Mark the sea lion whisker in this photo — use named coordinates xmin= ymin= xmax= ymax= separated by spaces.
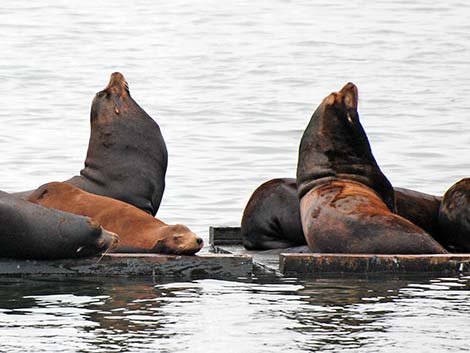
xmin=95 ymin=245 xmax=111 ymax=264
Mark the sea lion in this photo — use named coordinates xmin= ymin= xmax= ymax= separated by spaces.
xmin=28 ymin=182 xmax=203 ymax=255
xmin=0 ymin=190 xmax=118 ymax=260
xmin=394 ymin=187 xmax=442 ymax=239
xmin=438 ymin=178 xmax=470 ymax=252
xmin=65 ymin=72 xmax=168 ymax=216
xmin=241 ymin=178 xmax=305 ymax=250
xmin=296 ymin=82 xmax=446 ymax=254
xmin=241 ymin=177 xmax=442 ymax=251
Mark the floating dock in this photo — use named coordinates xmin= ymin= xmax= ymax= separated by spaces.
xmin=210 ymin=226 xmax=470 ymax=276
xmin=0 ymin=253 xmax=253 ymax=280
xmin=1 ymin=227 xmax=469 ymax=279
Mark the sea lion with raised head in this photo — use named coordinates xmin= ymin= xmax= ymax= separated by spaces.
xmin=29 ymin=182 xmax=203 ymax=255
xmin=296 ymin=82 xmax=446 ymax=254
xmin=0 ymin=190 xmax=118 ymax=260
xmin=241 ymin=178 xmax=305 ymax=250
xmin=65 ymin=72 xmax=168 ymax=216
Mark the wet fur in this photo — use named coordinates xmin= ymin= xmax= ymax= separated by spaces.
xmin=300 ymin=180 xmax=445 ymax=253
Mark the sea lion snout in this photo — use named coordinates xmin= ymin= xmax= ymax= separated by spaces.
xmin=99 ymin=229 xmax=119 ymax=251
xmin=160 ymin=224 xmax=204 ymax=255
xmin=339 ymin=82 xmax=358 ymax=110
xmin=75 ymin=227 xmax=119 ymax=257
xmin=324 ymin=82 xmax=358 ymax=110
xmin=103 ymin=72 xmax=129 ymax=95
xmin=91 ymin=72 xmax=130 ymax=122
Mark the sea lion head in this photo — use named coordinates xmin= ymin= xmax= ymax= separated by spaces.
xmin=152 ymin=224 xmax=204 ymax=255
xmin=74 ymin=219 xmax=120 ymax=258
xmin=297 ymin=82 xmax=395 ymax=211
xmin=91 ymin=72 xmax=130 ymax=122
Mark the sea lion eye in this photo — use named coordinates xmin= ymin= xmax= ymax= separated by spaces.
xmin=347 ymin=113 xmax=353 ymax=124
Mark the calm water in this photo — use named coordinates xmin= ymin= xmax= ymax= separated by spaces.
xmin=1 ymin=275 xmax=470 ymax=352
xmin=1 ymin=0 xmax=470 ymax=352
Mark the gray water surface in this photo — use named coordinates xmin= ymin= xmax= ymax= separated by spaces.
xmin=1 ymin=1 xmax=470 ymax=352
xmin=1 ymin=275 xmax=470 ymax=352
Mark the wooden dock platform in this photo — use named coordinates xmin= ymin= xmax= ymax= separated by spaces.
xmin=0 ymin=253 xmax=253 ymax=280
xmin=210 ymin=226 xmax=470 ymax=276
xmin=280 ymin=253 xmax=470 ymax=276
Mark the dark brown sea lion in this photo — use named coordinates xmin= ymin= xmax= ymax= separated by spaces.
xmin=65 ymin=72 xmax=168 ymax=216
xmin=296 ymin=82 xmax=446 ymax=254
xmin=241 ymin=178 xmax=305 ymax=250
xmin=241 ymin=177 xmax=443 ymax=251
xmin=438 ymin=178 xmax=470 ymax=252
xmin=0 ymin=190 xmax=118 ymax=260
xmin=29 ymin=182 xmax=203 ymax=255
xmin=394 ymin=187 xmax=442 ymax=239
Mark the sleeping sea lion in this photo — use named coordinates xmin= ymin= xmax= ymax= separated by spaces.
xmin=29 ymin=182 xmax=203 ymax=255
xmin=0 ymin=190 xmax=118 ymax=259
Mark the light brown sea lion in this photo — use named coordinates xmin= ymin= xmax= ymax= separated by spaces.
xmin=296 ymin=82 xmax=446 ymax=254
xmin=28 ymin=182 xmax=203 ymax=255
xmin=0 ymin=190 xmax=118 ymax=260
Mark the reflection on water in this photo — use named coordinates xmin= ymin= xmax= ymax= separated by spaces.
xmin=1 ymin=0 xmax=470 ymax=352
xmin=1 ymin=275 xmax=470 ymax=352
